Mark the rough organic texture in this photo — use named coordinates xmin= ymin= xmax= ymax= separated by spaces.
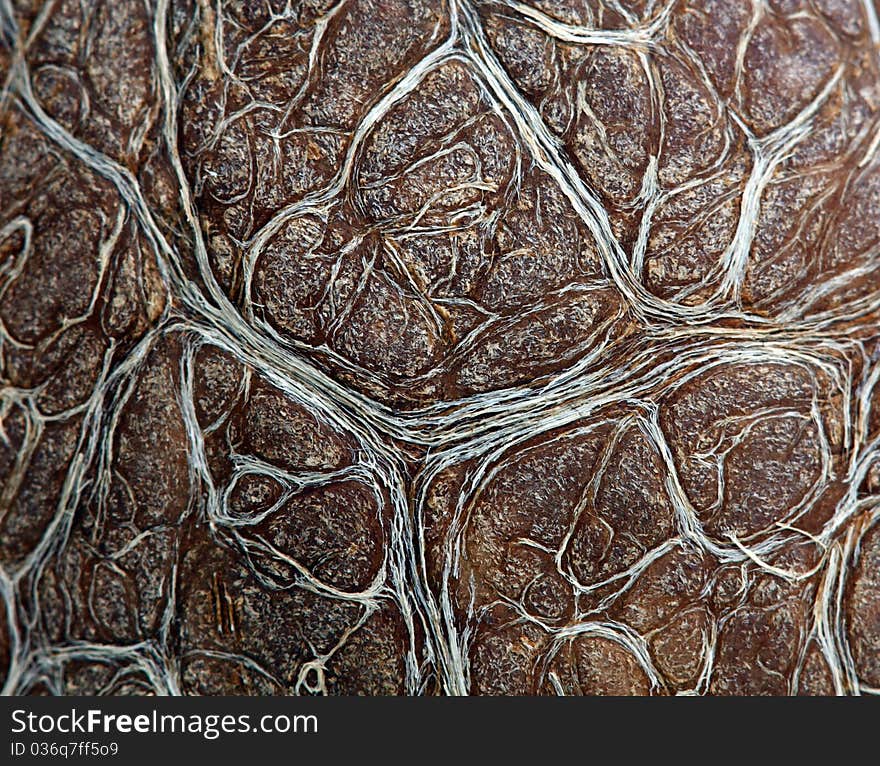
xmin=0 ymin=0 xmax=879 ymax=696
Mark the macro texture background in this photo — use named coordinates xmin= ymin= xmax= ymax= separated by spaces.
xmin=0 ymin=0 xmax=879 ymax=695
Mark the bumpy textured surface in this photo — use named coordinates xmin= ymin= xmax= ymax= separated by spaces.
xmin=0 ymin=0 xmax=879 ymax=696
